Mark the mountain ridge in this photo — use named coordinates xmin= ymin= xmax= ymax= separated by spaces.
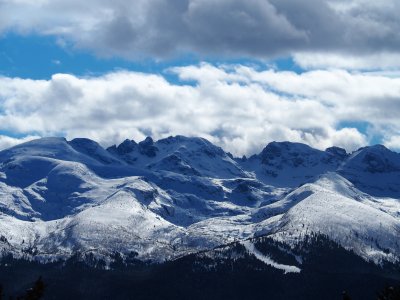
xmin=0 ymin=135 xmax=399 ymax=268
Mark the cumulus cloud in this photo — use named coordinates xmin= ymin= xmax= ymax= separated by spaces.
xmin=293 ymin=52 xmax=400 ymax=70
xmin=384 ymin=136 xmax=400 ymax=150
xmin=227 ymin=66 xmax=400 ymax=127
xmin=0 ymin=135 xmax=40 ymax=150
xmin=0 ymin=0 xmax=400 ymax=68
xmin=1 ymin=63 xmax=399 ymax=155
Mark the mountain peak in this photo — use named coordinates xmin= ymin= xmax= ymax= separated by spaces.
xmin=259 ymin=141 xmax=323 ymax=167
xmin=260 ymin=141 xmax=317 ymax=154
xmin=113 ymin=139 xmax=138 ymax=155
xmin=345 ymin=144 xmax=400 ymax=173
xmin=0 ymin=137 xmax=70 ymax=161
xmin=138 ymin=136 xmax=158 ymax=157
xmin=140 ymin=136 xmax=154 ymax=145
xmin=355 ymin=144 xmax=387 ymax=152
xmin=157 ymin=135 xmax=221 ymax=150
xmin=69 ymin=137 xmax=100 ymax=149
xmin=69 ymin=138 xmax=120 ymax=164
xmin=325 ymin=146 xmax=348 ymax=159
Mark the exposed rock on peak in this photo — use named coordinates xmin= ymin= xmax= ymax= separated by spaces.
xmin=115 ymin=139 xmax=138 ymax=155
xmin=138 ymin=137 xmax=158 ymax=157
xmin=325 ymin=146 xmax=348 ymax=159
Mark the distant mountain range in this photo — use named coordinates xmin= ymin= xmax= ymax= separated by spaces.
xmin=0 ymin=136 xmax=399 ymax=299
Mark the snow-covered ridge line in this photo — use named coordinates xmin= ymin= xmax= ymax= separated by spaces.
xmin=0 ymin=136 xmax=399 ymax=265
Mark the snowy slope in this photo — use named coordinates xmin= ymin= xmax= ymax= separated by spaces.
xmin=268 ymin=173 xmax=400 ymax=263
xmin=0 ymin=136 xmax=399 ymax=266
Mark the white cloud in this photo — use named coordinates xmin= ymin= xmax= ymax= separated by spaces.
xmin=1 ymin=63 xmax=400 ymax=155
xmin=383 ymin=135 xmax=400 ymax=151
xmin=293 ymin=52 xmax=400 ymax=70
xmin=330 ymin=128 xmax=368 ymax=151
xmin=0 ymin=135 xmax=40 ymax=150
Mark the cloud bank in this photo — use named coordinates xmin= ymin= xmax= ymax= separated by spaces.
xmin=1 ymin=0 xmax=400 ymax=68
xmin=0 ymin=135 xmax=40 ymax=151
xmin=1 ymin=63 xmax=399 ymax=155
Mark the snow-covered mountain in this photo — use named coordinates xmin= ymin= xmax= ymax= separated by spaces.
xmin=0 ymin=136 xmax=399 ymax=268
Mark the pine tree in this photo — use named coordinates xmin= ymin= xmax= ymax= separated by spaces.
xmin=342 ymin=291 xmax=351 ymax=300
xmin=377 ymin=285 xmax=400 ymax=300
xmin=23 ymin=276 xmax=45 ymax=300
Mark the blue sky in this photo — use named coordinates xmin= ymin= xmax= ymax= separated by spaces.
xmin=0 ymin=33 xmax=303 ymax=80
xmin=0 ymin=0 xmax=399 ymax=154
xmin=0 ymin=33 xmax=180 ymax=79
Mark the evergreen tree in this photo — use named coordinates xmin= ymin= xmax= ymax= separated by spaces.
xmin=23 ymin=277 xmax=45 ymax=300
xmin=342 ymin=290 xmax=351 ymax=300
xmin=377 ymin=285 xmax=400 ymax=300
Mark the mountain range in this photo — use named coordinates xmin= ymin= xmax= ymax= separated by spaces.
xmin=0 ymin=135 xmax=399 ymax=299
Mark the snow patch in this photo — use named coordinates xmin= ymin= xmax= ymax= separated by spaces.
xmin=241 ymin=240 xmax=301 ymax=274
